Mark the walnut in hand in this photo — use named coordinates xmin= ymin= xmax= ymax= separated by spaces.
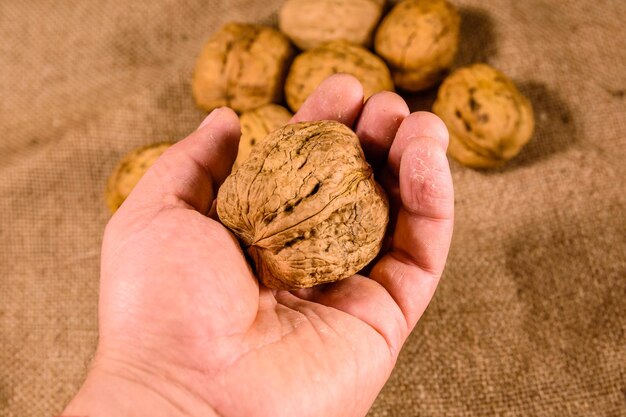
xmin=217 ymin=120 xmax=388 ymax=289
xmin=433 ymin=64 xmax=534 ymax=168
xmin=375 ymin=0 xmax=460 ymax=92
xmin=285 ymin=41 xmax=394 ymax=112
xmin=192 ymin=23 xmax=293 ymax=113
xmin=279 ymin=0 xmax=386 ymax=50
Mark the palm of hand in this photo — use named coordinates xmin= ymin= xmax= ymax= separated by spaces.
xmin=102 ymin=206 xmax=393 ymax=416
xmin=87 ymin=75 xmax=453 ymax=417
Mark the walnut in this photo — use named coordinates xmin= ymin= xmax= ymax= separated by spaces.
xmin=217 ymin=120 xmax=388 ymax=289
xmin=375 ymin=0 xmax=460 ymax=92
xmin=234 ymin=104 xmax=293 ymax=171
xmin=192 ymin=23 xmax=294 ymax=113
xmin=432 ymin=64 xmax=535 ymax=168
xmin=279 ymin=0 xmax=385 ymax=50
xmin=284 ymin=41 xmax=394 ymax=112
xmin=105 ymin=143 xmax=172 ymax=213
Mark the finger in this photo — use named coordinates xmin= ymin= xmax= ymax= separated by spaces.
xmin=355 ymin=91 xmax=409 ymax=171
xmin=121 ymin=107 xmax=240 ymax=214
xmin=386 ymin=111 xmax=449 ymax=178
xmin=380 ymin=112 xmax=449 ymax=226
xmin=371 ymin=136 xmax=454 ymax=330
xmin=290 ymin=73 xmax=364 ymax=126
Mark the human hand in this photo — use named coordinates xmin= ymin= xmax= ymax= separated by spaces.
xmin=64 ymin=74 xmax=454 ymax=417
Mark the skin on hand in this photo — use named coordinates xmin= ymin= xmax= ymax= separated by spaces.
xmin=63 ymin=74 xmax=454 ymax=417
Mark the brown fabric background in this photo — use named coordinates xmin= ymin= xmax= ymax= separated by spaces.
xmin=1 ymin=0 xmax=625 ymax=416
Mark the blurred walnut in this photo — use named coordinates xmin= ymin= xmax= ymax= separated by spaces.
xmin=192 ymin=23 xmax=293 ymax=113
xmin=105 ymin=143 xmax=172 ymax=213
xmin=217 ymin=120 xmax=388 ymax=289
xmin=285 ymin=41 xmax=394 ymax=112
xmin=433 ymin=64 xmax=534 ymax=168
xmin=234 ymin=104 xmax=293 ymax=171
xmin=279 ymin=0 xmax=385 ymax=50
xmin=375 ymin=0 xmax=460 ymax=91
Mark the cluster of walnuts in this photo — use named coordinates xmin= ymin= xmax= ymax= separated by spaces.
xmin=106 ymin=0 xmax=535 ymax=289
xmin=193 ymin=0 xmax=461 ymax=113
xmin=191 ymin=0 xmax=533 ymax=169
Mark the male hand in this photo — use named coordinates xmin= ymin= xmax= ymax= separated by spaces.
xmin=64 ymin=74 xmax=454 ymax=417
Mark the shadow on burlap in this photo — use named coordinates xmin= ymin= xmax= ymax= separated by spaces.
xmin=0 ymin=1 xmax=624 ymax=416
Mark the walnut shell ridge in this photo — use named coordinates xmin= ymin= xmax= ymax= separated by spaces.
xmin=433 ymin=64 xmax=535 ymax=168
xmin=375 ymin=0 xmax=460 ymax=91
xmin=217 ymin=120 xmax=389 ymax=289
xmin=192 ymin=23 xmax=293 ymax=113
xmin=285 ymin=41 xmax=394 ymax=112
xmin=234 ymin=104 xmax=293 ymax=171
xmin=279 ymin=0 xmax=386 ymax=50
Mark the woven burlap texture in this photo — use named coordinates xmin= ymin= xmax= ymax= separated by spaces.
xmin=1 ymin=1 xmax=625 ymax=416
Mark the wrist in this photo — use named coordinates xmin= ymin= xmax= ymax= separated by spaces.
xmin=63 ymin=354 xmax=220 ymax=417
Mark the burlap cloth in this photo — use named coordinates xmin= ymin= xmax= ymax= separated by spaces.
xmin=1 ymin=0 xmax=625 ymax=416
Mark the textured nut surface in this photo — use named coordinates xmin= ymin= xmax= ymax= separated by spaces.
xmin=375 ymin=0 xmax=460 ymax=91
xmin=105 ymin=143 xmax=171 ymax=213
xmin=234 ymin=104 xmax=293 ymax=171
xmin=217 ymin=120 xmax=388 ymax=289
xmin=285 ymin=41 xmax=394 ymax=112
xmin=192 ymin=23 xmax=293 ymax=113
xmin=433 ymin=64 xmax=534 ymax=168
xmin=279 ymin=0 xmax=385 ymax=50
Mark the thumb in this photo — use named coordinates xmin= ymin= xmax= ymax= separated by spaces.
xmin=120 ymin=107 xmax=241 ymax=215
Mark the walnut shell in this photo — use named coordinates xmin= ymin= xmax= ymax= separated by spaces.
xmin=279 ymin=0 xmax=386 ymax=50
xmin=375 ymin=0 xmax=460 ymax=91
xmin=217 ymin=120 xmax=388 ymax=289
xmin=192 ymin=23 xmax=294 ymax=113
xmin=285 ymin=41 xmax=394 ymax=112
xmin=234 ymin=104 xmax=293 ymax=171
xmin=105 ymin=142 xmax=172 ymax=213
xmin=432 ymin=64 xmax=535 ymax=168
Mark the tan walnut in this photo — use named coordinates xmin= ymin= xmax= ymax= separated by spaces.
xmin=279 ymin=0 xmax=386 ymax=50
xmin=375 ymin=0 xmax=460 ymax=92
xmin=433 ymin=64 xmax=535 ymax=168
xmin=217 ymin=120 xmax=389 ymax=289
xmin=192 ymin=23 xmax=293 ymax=113
xmin=233 ymin=104 xmax=293 ymax=171
xmin=285 ymin=41 xmax=394 ymax=112
xmin=105 ymin=142 xmax=172 ymax=213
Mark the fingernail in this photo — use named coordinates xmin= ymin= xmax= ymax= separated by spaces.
xmin=198 ymin=108 xmax=222 ymax=130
